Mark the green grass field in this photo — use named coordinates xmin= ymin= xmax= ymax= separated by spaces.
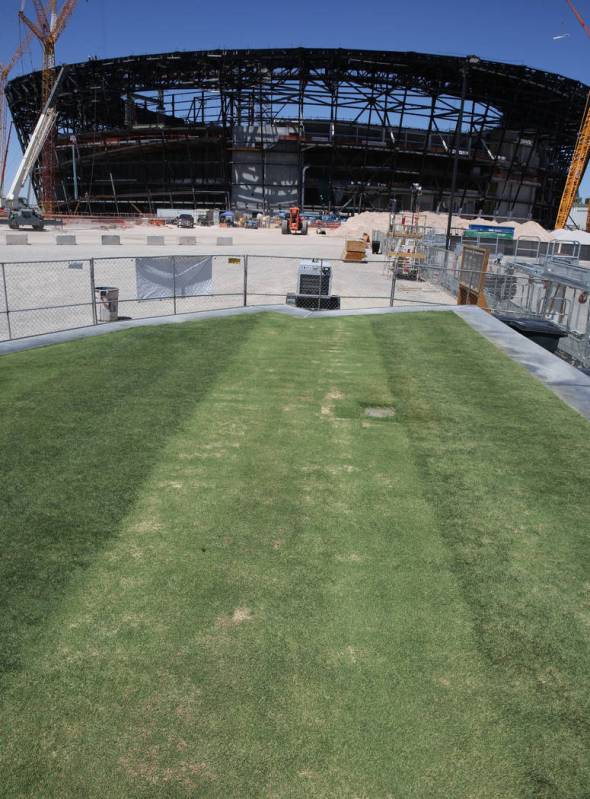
xmin=1 ymin=311 xmax=590 ymax=798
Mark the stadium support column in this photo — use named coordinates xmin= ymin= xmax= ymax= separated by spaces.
xmin=300 ymin=163 xmax=311 ymax=209
xmin=446 ymin=55 xmax=480 ymax=250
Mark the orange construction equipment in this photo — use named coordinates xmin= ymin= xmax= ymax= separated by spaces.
xmin=555 ymin=96 xmax=590 ymax=230
xmin=555 ymin=1 xmax=590 ymax=230
xmin=19 ymin=0 xmax=79 ymax=215
xmin=281 ymin=207 xmax=308 ymax=235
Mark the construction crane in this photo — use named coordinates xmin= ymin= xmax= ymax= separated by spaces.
xmin=0 ymin=67 xmax=66 ymax=229
xmin=0 ymin=27 xmax=33 ymax=195
xmin=555 ymin=0 xmax=590 ymax=230
xmin=18 ymin=0 xmax=79 ymax=215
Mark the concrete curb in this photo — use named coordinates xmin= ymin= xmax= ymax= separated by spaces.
xmin=453 ymin=305 xmax=590 ymax=421
xmin=6 ymin=233 xmax=28 ymax=245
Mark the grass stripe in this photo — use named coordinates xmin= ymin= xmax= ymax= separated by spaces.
xmin=0 ymin=316 xmax=258 ymax=682
xmin=373 ymin=312 xmax=590 ymax=796
xmin=1 ymin=312 xmax=589 ymax=796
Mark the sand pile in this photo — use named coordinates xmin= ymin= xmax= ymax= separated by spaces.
xmin=422 ymin=211 xmax=470 ymax=231
xmin=551 ymin=228 xmax=590 ymax=243
xmin=332 ymin=210 xmax=554 ymax=241
xmin=514 ymin=221 xmax=553 ymax=241
xmin=330 ymin=211 xmax=389 ymax=237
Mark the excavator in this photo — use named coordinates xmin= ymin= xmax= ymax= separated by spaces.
xmin=0 ymin=67 xmax=66 ymax=231
xmin=281 ymin=207 xmax=308 ymax=235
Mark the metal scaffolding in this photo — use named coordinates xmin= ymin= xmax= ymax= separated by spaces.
xmin=5 ymin=48 xmax=588 ymax=223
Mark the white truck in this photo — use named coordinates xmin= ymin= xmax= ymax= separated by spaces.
xmin=0 ymin=67 xmax=66 ymax=231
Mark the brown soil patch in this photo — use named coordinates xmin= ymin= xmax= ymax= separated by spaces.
xmin=119 ymin=749 xmax=216 ymax=790
xmin=326 ymin=464 xmax=357 ymax=475
xmin=337 ymin=645 xmax=364 ymax=664
xmin=321 ymin=389 xmax=345 ymax=417
xmin=298 ymin=769 xmax=320 ymax=779
xmin=128 ymin=543 xmax=145 ymax=560
xmin=216 ymin=606 xmax=253 ymax=628
xmin=232 ymin=607 xmax=252 ymax=624
xmin=158 ymin=480 xmax=184 ymax=489
xmin=132 ymin=519 xmax=162 ymax=535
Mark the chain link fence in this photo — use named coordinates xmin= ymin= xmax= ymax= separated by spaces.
xmin=420 ymin=239 xmax=590 ymax=368
xmin=6 ymin=244 xmax=588 ymax=368
xmin=0 ymin=252 xmax=436 ymax=343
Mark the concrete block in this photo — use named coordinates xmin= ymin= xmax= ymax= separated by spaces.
xmin=178 ymin=236 xmax=197 ymax=246
xmin=56 ymin=234 xmax=77 ymax=245
xmin=6 ymin=233 xmax=28 ymax=245
xmin=101 ymin=234 xmax=121 ymax=245
xmin=147 ymin=235 xmax=165 ymax=246
xmin=216 ymin=236 xmax=233 ymax=246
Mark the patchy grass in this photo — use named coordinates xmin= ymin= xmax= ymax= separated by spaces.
xmin=0 ymin=311 xmax=589 ymax=798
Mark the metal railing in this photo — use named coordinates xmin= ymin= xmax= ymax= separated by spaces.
xmin=0 ymin=251 xmax=457 ymax=344
xmin=4 ymin=243 xmax=590 ymax=369
xmin=419 ymin=239 xmax=590 ymax=367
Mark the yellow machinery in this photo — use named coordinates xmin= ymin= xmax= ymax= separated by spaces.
xmin=555 ymin=1 xmax=590 ymax=230
xmin=555 ymin=96 xmax=590 ymax=230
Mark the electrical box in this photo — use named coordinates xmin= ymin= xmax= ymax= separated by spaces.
xmin=297 ymin=260 xmax=332 ymax=296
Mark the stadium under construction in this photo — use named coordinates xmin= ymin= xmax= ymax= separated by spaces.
xmin=5 ymin=47 xmax=589 ymax=226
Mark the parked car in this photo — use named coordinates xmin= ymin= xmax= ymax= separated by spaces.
xmin=177 ymin=214 xmax=195 ymax=229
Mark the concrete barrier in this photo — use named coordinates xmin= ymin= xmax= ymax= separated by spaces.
xmin=6 ymin=233 xmax=28 ymax=245
xmin=178 ymin=236 xmax=197 ymax=246
xmin=56 ymin=234 xmax=77 ymax=245
xmin=147 ymin=235 xmax=165 ymax=246
xmin=216 ymin=236 xmax=233 ymax=246
xmin=101 ymin=234 xmax=121 ymax=245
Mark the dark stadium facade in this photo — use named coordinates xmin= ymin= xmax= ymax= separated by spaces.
xmin=5 ymin=48 xmax=589 ymax=226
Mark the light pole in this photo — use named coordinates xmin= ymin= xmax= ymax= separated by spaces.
xmin=388 ymin=196 xmax=397 ymax=234
xmin=445 ymin=55 xmax=480 ymax=250
xmin=411 ymin=182 xmax=422 ymax=227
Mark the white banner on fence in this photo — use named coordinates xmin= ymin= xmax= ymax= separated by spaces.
xmin=135 ymin=256 xmax=213 ymax=299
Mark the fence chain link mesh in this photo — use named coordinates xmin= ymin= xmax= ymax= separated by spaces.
xmin=2 ymin=242 xmax=590 ymax=369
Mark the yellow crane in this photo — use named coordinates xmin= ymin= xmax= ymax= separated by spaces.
xmin=18 ymin=0 xmax=79 ymax=214
xmin=555 ymin=0 xmax=590 ymax=230
xmin=0 ymin=27 xmax=33 ymax=194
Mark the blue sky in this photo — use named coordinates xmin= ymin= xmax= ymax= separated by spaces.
xmin=2 ymin=0 xmax=590 ymax=204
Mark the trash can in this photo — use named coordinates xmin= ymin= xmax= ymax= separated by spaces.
xmin=95 ymin=286 xmax=119 ymax=323
xmin=494 ymin=314 xmax=567 ymax=354
xmin=371 ymin=230 xmax=383 ymax=255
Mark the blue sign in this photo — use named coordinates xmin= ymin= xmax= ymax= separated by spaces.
xmin=466 ymin=224 xmax=515 ymax=240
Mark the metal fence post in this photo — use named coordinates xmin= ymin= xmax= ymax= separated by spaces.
xmin=172 ymin=256 xmax=177 ymax=315
xmin=1 ymin=264 xmax=12 ymax=340
xmin=89 ymin=258 xmax=98 ymax=325
xmin=317 ymin=261 xmax=322 ymax=312
xmin=389 ymin=263 xmax=398 ymax=307
xmin=243 ymin=255 xmax=248 ymax=306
